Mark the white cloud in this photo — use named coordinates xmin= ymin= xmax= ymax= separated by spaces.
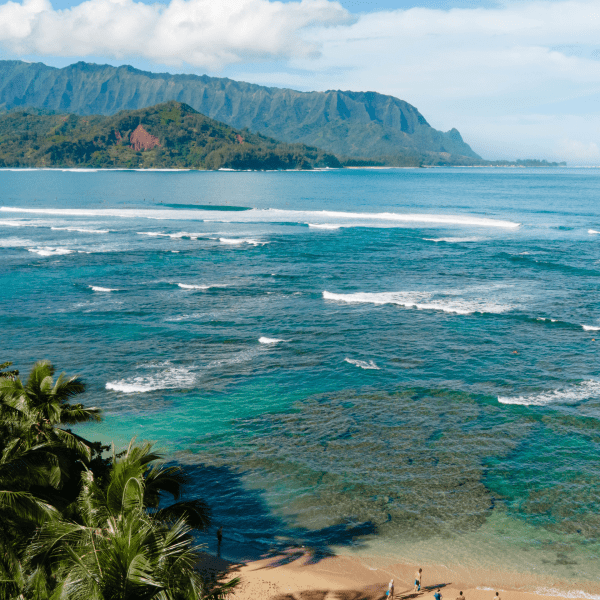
xmin=0 ymin=0 xmax=351 ymax=69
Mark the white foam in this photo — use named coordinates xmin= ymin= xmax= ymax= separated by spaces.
xmin=28 ymin=247 xmax=74 ymax=256
xmin=307 ymin=223 xmax=342 ymax=230
xmin=106 ymin=364 xmax=196 ymax=393
xmin=219 ymin=238 xmax=265 ymax=246
xmin=345 ymin=358 xmax=380 ymax=370
xmin=323 ymin=291 xmax=511 ymax=315
xmin=259 ymin=337 xmax=286 ymax=344
xmin=0 ymin=220 xmax=25 ymax=227
xmin=177 ymin=283 xmax=211 ymax=290
xmin=424 ymin=237 xmax=482 ymax=243
xmin=1 ymin=207 xmax=521 ymax=229
xmin=582 ymin=325 xmax=600 ymax=331
xmin=138 ymin=231 xmax=205 ymax=239
xmin=52 ymin=227 xmax=110 ymax=234
xmin=89 ymin=286 xmax=118 ymax=292
xmin=498 ymin=380 xmax=600 ymax=406
xmin=537 ymin=317 xmax=558 ymax=323
xmin=588 ymin=229 xmax=600 ymax=235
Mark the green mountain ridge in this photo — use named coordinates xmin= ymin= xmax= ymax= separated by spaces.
xmin=0 ymin=102 xmax=342 ymax=169
xmin=0 ymin=60 xmax=480 ymax=162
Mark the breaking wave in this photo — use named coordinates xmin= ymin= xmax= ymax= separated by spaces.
xmin=323 ymin=290 xmax=512 ymax=315
xmin=52 ymin=227 xmax=110 ymax=234
xmin=28 ymin=247 xmax=74 ymax=256
xmin=307 ymin=223 xmax=342 ymax=230
xmin=1 ymin=206 xmax=521 ymax=229
xmin=177 ymin=283 xmax=212 ymax=290
xmin=259 ymin=337 xmax=286 ymax=344
xmin=498 ymin=380 xmax=600 ymax=406
xmin=89 ymin=286 xmax=118 ymax=292
xmin=106 ymin=363 xmax=196 ymax=393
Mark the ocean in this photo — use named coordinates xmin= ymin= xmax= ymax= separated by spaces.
xmin=1 ymin=167 xmax=599 ymax=593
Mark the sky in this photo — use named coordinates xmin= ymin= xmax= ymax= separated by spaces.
xmin=0 ymin=0 xmax=599 ymax=163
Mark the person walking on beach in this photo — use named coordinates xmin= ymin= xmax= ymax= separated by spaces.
xmin=386 ymin=579 xmax=394 ymax=599
xmin=494 ymin=592 xmax=501 ymax=600
xmin=456 ymin=592 xmax=465 ymax=600
xmin=434 ymin=589 xmax=442 ymax=600
xmin=413 ymin=568 xmax=422 ymax=593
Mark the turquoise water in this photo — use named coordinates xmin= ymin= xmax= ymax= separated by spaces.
xmin=1 ymin=167 xmax=600 ymax=590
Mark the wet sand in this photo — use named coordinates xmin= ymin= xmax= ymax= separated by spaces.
xmin=226 ymin=550 xmax=598 ymax=600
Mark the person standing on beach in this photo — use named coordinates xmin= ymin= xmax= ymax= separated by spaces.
xmin=217 ymin=526 xmax=223 ymax=557
xmin=494 ymin=592 xmax=501 ymax=600
xmin=386 ymin=579 xmax=394 ymax=599
xmin=434 ymin=589 xmax=442 ymax=600
xmin=413 ymin=568 xmax=422 ymax=592
xmin=456 ymin=592 xmax=465 ymax=600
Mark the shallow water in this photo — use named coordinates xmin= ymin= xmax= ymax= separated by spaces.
xmin=1 ymin=167 xmax=599 ymax=590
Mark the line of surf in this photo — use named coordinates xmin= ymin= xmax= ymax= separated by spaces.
xmin=0 ymin=207 xmax=521 ymax=229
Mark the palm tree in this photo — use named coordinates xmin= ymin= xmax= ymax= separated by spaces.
xmin=0 ymin=426 xmax=61 ymax=600
xmin=27 ymin=440 xmax=237 ymax=600
xmin=0 ymin=360 xmax=100 ymax=460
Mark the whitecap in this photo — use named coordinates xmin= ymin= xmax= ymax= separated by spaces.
xmin=259 ymin=337 xmax=286 ymax=344
xmin=177 ymin=283 xmax=211 ymax=290
xmin=219 ymin=238 xmax=265 ymax=246
xmin=307 ymin=223 xmax=342 ymax=230
xmin=28 ymin=247 xmax=74 ymax=256
xmin=345 ymin=358 xmax=380 ymax=370
xmin=423 ymin=237 xmax=482 ymax=243
xmin=498 ymin=380 xmax=600 ymax=406
xmin=589 ymin=229 xmax=600 ymax=235
xmin=582 ymin=325 xmax=600 ymax=331
xmin=0 ymin=220 xmax=25 ymax=227
xmin=323 ymin=290 xmax=511 ymax=315
xmin=138 ymin=231 xmax=204 ymax=239
xmin=106 ymin=364 xmax=196 ymax=393
xmin=89 ymin=286 xmax=118 ymax=292
xmin=52 ymin=227 xmax=110 ymax=234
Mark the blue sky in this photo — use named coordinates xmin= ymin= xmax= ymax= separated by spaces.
xmin=1 ymin=0 xmax=599 ymax=163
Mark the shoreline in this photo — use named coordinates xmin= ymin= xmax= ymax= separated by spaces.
xmin=223 ymin=551 xmax=600 ymax=600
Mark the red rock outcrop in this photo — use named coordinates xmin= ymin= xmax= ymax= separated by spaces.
xmin=130 ymin=124 xmax=160 ymax=151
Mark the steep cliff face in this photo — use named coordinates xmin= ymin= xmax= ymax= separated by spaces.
xmin=0 ymin=60 xmax=480 ymax=160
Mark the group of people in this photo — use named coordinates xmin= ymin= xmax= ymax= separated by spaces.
xmin=385 ymin=569 xmax=502 ymax=600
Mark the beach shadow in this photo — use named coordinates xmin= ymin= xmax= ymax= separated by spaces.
xmin=169 ymin=462 xmax=378 ymax=565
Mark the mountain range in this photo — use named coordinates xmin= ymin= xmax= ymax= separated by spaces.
xmin=0 ymin=60 xmax=480 ymax=164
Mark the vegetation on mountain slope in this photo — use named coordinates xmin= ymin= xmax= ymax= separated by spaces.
xmin=0 ymin=101 xmax=341 ymax=169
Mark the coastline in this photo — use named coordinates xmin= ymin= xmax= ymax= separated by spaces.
xmin=226 ymin=551 xmax=600 ymax=600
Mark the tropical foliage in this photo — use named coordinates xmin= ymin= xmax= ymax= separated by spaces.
xmin=0 ymin=360 xmax=237 ymax=600
xmin=0 ymin=101 xmax=341 ymax=170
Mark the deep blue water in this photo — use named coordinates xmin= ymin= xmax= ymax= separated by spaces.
xmin=1 ymin=167 xmax=600 ymax=590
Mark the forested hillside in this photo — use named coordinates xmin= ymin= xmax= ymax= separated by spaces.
xmin=0 ymin=101 xmax=341 ymax=169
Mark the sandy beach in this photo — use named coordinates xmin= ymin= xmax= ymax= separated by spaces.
xmin=218 ymin=551 xmax=599 ymax=600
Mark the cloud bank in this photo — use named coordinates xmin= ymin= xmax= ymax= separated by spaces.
xmin=0 ymin=0 xmax=351 ymax=69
